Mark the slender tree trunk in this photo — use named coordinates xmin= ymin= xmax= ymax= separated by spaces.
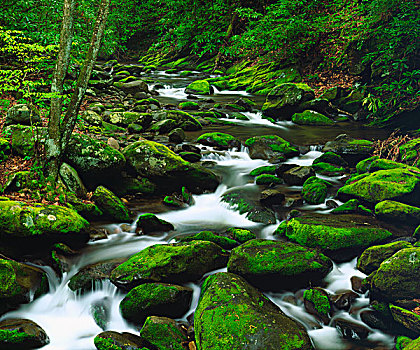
xmin=45 ymin=0 xmax=110 ymax=182
xmin=213 ymin=11 xmax=238 ymax=71
xmin=46 ymin=0 xmax=76 ymax=180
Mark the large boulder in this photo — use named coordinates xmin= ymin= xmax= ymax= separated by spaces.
xmin=322 ymin=134 xmax=373 ymax=165
xmin=0 ymin=201 xmax=89 ymax=244
xmin=356 ymin=241 xmax=413 ymax=275
xmin=185 ymin=80 xmax=213 ymax=95
xmin=337 ymin=168 xmax=420 ymax=206
xmin=109 ymin=112 xmax=152 ymax=128
xmin=123 ymin=139 xmax=220 ymax=193
xmin=5 ymin=104 xmax=41 ymax=126
xmin=283 ymin=166 xmax=315 ymax=186
xmin=113 ymin=80 xmax=149 ymax=94
xmin=374 ymin=200 xmax=420 ymax=226
xmin=92 ymin=186 xmax=130 ymax=222
xmin=64 ymin=133 xmax=126 ymax=187
xmin=370 ymin=248 xmax=420 ymax=302
xmin=4 ymin=125 xmax=47 ymax=157
xmin=110 ymin=241 xmax=228 ymax=290
xmin=0 ymin=318 xmax=49 ymax=349
xmin=275 ymin=214 xmax=393 ymax=261
xmin=0 ymin=259 xmax=48 ymax=314
xmin=292 ymin=110 xmax=334 ymax=126
xmin=227 ymin=239 xmax=332 ymax=290
xmin=197 ymin=132 xmax=241 ymax=150
xmin=59 ymin=163 xmax=87 ymax=198
xmin=262 ymin=83 xmax=315 ymax=120
xmin=119 ymin=283 xmax=193 ymax=323
xmin=94 ymin=331 xmax=154 ymax=350
xmin=152 ymin=110 xmax=202 ymax=131
xmin=194 ymin=272 xmax=313 ymax=350
xmin=245 ymin=135 xmax=299 ymax=162
xmin=301 ymin=177 xmax=328 ymax=204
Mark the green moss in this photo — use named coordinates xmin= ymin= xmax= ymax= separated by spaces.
xmin=197 ymin=132 xmax=239 ymax=149
xmin=245 ymin=135 xmax=299 ymax=157
xmin=405 ymin=337 xmax=420 ymax=350
xmin=348 ymin=139 xmax=373 ymax=146
xmin=176 ymin=231 xmax=237 ymax=250
xmin=399 ymin=138 xmax=420 ymax=167
xmin=313 ymin=152 xmax=347 ymax=167
xmin=92 ymin=186 xmax=130 ymax=222
xmin=337 ymin=168 xmax=420 ymax=205
xmin=0 ymin=329 xmax=38 ymax=344
xmin=356 ymin=156 xmax=379 ymax=173
xmin=0 ymin=138 xmax=11 ymax=162
xmin=178 ymin=101 xmax=199 ymax=110
xmin=255 ymin=174 xmax=282 ymax=185
xmin=185 ymin=80 xmax=212 ymax=95
xmin=395 ymin=336 xmax=413 ymax=350
xmin=0 ymin=260 xmax=22 ymax=299
xmin=140 ymin=316 xmax=187 ymax=350
xmin=250 ymin=165 xmax=277 ymax=176
xmin=303 ymin=288 xmax=331 ymax=316
xmin=302 ymin=177 xmax=328 ymax=204
xmin=94 ymin=337 xmax=123 ymax=350
xmin=312 ymin=162 xmax=345 ymax=175
xmin=225 ymin=228 xmax=256 ymax=243
xmin=274 ymin=215 xmax=392 ymax=252
xmin=110 ymin=241 xmax=228 ymax=289
xmin=375 ymin=200 xmax=420 ymax=224
xmin=292 ymin=110 xmax=334 ymax=126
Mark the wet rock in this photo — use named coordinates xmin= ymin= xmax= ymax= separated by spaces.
xmin=274 ymin=213 xmax=393 ymax=261
xmin=331 ymin=199 xmax=372 ymax=216
xmin=5 ymin=104 xmax=41 ymax=126
xmin=283 ymin=166 xmax=315 ymax=186
xmin=375 ymin=200 xmax=420 ymax=226
xmin=94 ymin=331 xmax=155 ymax=350
xmin=92 ymin=186 xmax=130 ymax=222
xmin=221 ymin=187 xmax=276 ymax=224
xmin=262 ymin=83 xmax=315 ymax=120
xmin=360 ymin=310 xmax=390 ymax=332
xmin=250 ymin=165 xmax=278 ymax=176
xmin=323 ymin=134 xmax=373 ymax=165
xmin=68 ymin=258 xmax=126 ymax=293
xmin=123 ymin=139 xmax=219 ymax=193
xmin=228 ymin=239 xmax=332 ymax=291
xmin=311 ymin=162 xmax=346 ymax=176
xmin=140 ymin=316 xmax=188 ymax=350
xmin=176 ymin=231 xmax=238 ymax=250
xmin=245 ymin=135 xmax=299 ymax=161
xmin=196 ymin=132 xmax=240 ymax=150
xmin=168 ymin=128 xmax=185 ymax=143
xmin=301 ymin=176 xmax=328 ymax=204
xmin=110 ymin=241 xmax=228 ymax=290
xmin=0 ymin=259 xmax=48 ymax=314
xmin=179 ymin=151 xmax=201 ymax=162
xmin=330 ymin=290 xmax=358 ymax=311
xmin=260 ymin=189 xmax=285 ymax=207
xmin=275 ymin=163 xmax=297 ymax=176
xmin=314 ymin=152 xmax=348 ymax=167
xmin=136 ymin=213 xmax=174 ymax=235
xmin=255 ymin=174 xmax=282 ymax=185
xmin=179 ymin=101 xmax=199 ymax=110
xmin=326 ymin=199 xmax=339 ymax=209
xmin=0 ymin=318 xmax=49 ymax=349
xmin=332 ymin=317 xmax=370 ymax=340
xmin=150 ymin=119 xmax=178 ymax=134
xmin=371 ymin=248 xmax=420 ymax=302
xmin=90 ymin=297 xmax=111 ymax=330
xmin=390 ymin=304 xmax=420 ymax=334
xmin=163 ymin=195 xmax=185 ymax=208
xmin=292 ymin=110 xmax=334 ymax=126
xmin=120 ymin=283 xmax=193 ymax=324
xmin=351 ymin=276 xmax=368 ymax=294
xmin=303 ymin=288 xmax=331 ymax=323
xmin=357 ymin=241 xmax=413 ymax=275
xmin=113 ymin=80 xmax=149 ymax=94
xmin=194 ymin=272 xmax=313 ymax=350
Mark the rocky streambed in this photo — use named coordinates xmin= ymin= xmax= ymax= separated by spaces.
xmin=0 ymin=61 xmax=420 ymax=350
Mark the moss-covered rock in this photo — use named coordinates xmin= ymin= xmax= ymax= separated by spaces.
xmin=113 ymin=80 xmax=149 ymax=94
xmin=323 ymin=134 xmax=373 ymax=165
xmin=399 ymin=138 xmax=420 ymax=167
xmin=255 ymin=174 xmax=282 ymax=185
xmin=274 ymin=214 xmax=393 ymax=261
xmin=330 ymin=199 xmax=372 ymax=216
xmin=65 ymin=133 xmax=126 ymax=186
xmin=150 ymin=119 xmax=178 ymax=134
xmin=59 ymin=163 xmax=87 ymax=198
xmin=94 ymin=331 xmax=152 ymax=350
xmin=371 ymin=248 xmax=420 ymax=301
xmin=228 ymin=239 xmax=332 ymax=290
xmin=196 ymin=132 xmax=240 ymax=150
xmin=301 ymin=177 xmax=328 ymax=204
xmin=337 ymin=168 xmax=420 ymax=206
xmin=194 ymin=272 xmax=313 ymax=350
xmin=390 ymin=304 xmax=420 ymax=334
xmin=292 ymin=110 xmax=334 ymax=126
xmin=178 ymin=101 xmax=199 ymax=110
xmin=311 ymin=162 xmax=345 ymax=176
xmin=221 ymin=187 xmax=276 ymax=224
xmin=68 ymin=258 xmax=126 ymax=293
xmin=185 ymin=80 xmax=213 ymax=95
xmin=120 ymin=283 xmax=193 ymax=323
xmin=375 ymin=200 xmax=420 ymax=225
xmin=283 ymin=166 xmax=315 ymax=186
xmin=0 ymin=201 xmax=89 ymax=243
xmin=5 ymin=104 xmax=41 ymax=126
xmin=262 ymin=83 xmax=315 ymax=120
xmin=5 ymin=125 xmax=47 ymax=157
xmin=136 ymin=213 xmax=174 ymax=234
xmin=91 ymin=186 xmax=130 ymax=222
xmin=225 ymin=228 xmax=256 ymax=243
xmin=245 ymin=135 xmax=299 ymax=161
xmin=176 ymin=231 xmax=238 ymax=250
xmin=405 ymin=337 xmax=420 ymax=350
xmin=364 ymin=159 xmax=418 ymax=173
xmin=249 ymin=165 xmax=277 ymax=177
xmin=0 ymin=318 xmax=49 ymax=349
xmin=81 ymin=110 xmax=103 ymax=126
xmin=123 ymin=140 xmax=219 ymax=193
xmin=313 ymin=152 xmax=348 ymax=167
xmin=111 ymin=176 xmax=156 ymax=197
xmin=110 ymin=241 xmax=228 ymax=290
xmin=140 ymin=316 xmax=187 ymax=350
xmin=109 ymin=112 xmax=152 ymax=128
xmin=303 ymin=288 xmax=331 ymax=323
xmin=0 ymin=259 xmax=49 ymax=314
xmin=357 ymin=241 xmax=413 ymax=275
xmin=152 ymin=110 xmax=202 ymax=131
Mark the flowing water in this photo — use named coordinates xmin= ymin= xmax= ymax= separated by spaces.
xmin=1 ymin=70 xmax=395 ymax=349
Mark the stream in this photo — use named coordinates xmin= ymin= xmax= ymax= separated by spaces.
xmin=1 ymin=69 xmax=395 ymax=349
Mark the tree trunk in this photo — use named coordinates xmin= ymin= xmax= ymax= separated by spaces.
xmin=45 ymin=0 xmax=110 ymax=182
xmin=213 ymin=11 xmax=238 ymax=71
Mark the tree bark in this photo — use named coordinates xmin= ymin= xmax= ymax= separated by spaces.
xmin=45 ymin=0 xmax=110 ymax=182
